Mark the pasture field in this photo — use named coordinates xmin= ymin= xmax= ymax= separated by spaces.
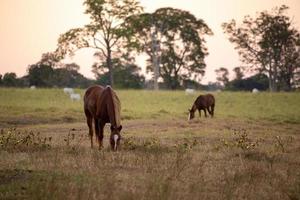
xmin=0 ymin=88 xmax=300 ymax=199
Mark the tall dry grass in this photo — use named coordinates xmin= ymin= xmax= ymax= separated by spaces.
xmin=1 ymin=126 xmax=300 ymax=200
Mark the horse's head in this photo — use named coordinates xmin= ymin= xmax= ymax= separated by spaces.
xmin=188 ymin=109 xmax=195 ymax=120
xmin=110 ymin=125 xmax=122 ymax=151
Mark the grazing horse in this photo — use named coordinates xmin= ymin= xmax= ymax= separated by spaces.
xmin=84 ymin=85 xmax=122 ymax=151
xmin=188 ymin=94 xmax=215 ymax=120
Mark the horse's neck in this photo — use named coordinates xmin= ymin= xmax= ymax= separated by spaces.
xmin=106 ymin=93 xmax=120 ymax=127
xmin=191 ymin=104 xmax=197 ymax=112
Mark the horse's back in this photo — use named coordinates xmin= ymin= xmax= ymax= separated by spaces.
xmin=84 ymin=85 xmax=104 ymax=99
xmin=195 ymin=93 xmax=215 ymax=108
xmin=205 ymin=94 xmax=215 ymax=105
xmin=84 ymin=85 xmax=104 ymax=117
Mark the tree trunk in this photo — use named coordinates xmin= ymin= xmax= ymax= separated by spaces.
xmin=107 ymin=48 xmax=114 ymax=87
xmin=268 ymin=69 xmax=275 ymax=92
xmin=151 ymin=31 xmax=159 ymax=90
xmin=270 ymin=77 xmax=277 ymax=92
xmin=153 ymin=54 xmax=159 ymax=90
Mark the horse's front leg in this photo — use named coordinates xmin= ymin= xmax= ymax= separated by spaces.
xmin=207 ymin=107 xmax=212 ymax=117
xmin=198 ymin=109 xmax=201 ymax=118
xmin=203 ymin=109 xmax=208 ymax=117
xmin=98 ymin=121 xmax=105 ymax=150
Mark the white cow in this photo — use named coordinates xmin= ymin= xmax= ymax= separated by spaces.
xmin=63 ymin=87 xmax=74 ymax=94
xmin=30 ymin=85 xmax=36 ymax=90
xmin=252 ymin=88 xmax=259 ymax=93
xmin=185 ymin=88 xmax=195 ymax=95
xmin=70 ymin=93 xmax=81 ymax=101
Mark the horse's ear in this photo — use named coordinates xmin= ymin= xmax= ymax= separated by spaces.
xmin=118 ymin=125 xmax=122 ymax=131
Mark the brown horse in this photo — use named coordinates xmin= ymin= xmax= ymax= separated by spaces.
xmin=84 ymin=85 xmax=122 ymax=151
xmin=188 ymin=94 xmax=215 ymax=120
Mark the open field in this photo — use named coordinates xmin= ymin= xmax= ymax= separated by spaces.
xmin=0 ymin=88 xmax=300 ymax=199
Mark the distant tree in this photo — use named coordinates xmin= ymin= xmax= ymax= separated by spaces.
xmin=233 ymin=67 xmax=244 ymax=80
xmin=38 ymin=52 xmax=61 ymax=67
xmin=0 ymin=74 xmax=2 ymax=86
xmin=215 ymin=67 xmax=229 ymax=86
xmin=53 ymin=63 xmax=93 ymax=88
xmin=27 ymin=52 xmax=92 ymax=88
xmin=223 ymin=5 xmax=300 ymax=91
xmin=93 ymin=58 xmax=144 ymax=88
xmin=18 ymin=76 xmax=29 ymax=87
xmin=226 ymin=73 xmax=269 ymax=91
xmin=56 ymin=0 xmax=143 ymax=87
xmin=2 ymin=73 xmax=18 ymax=87
xmin=27 ymin=64 xmax=55 ymax=87
xmin=53 ymin=63 xmax=80 ymax=87
xmin=125 ymin=7 xmax=213 ymax=89
xmin=64 ymin=63 xmax=80 ymax=72
xmin=206 ymin=81 xmax=222 ymax=91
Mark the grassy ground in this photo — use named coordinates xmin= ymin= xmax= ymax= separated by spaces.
xmin=0 ymin=88 xmax=299 ymax=126
xmin=0 ymin=88 xmax=300 ymax=199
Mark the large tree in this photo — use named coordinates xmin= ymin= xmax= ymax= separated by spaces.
xmin=223 ymin=5 xmax=300 ymax=91
xmin=92 ymin=57 xmax=145 ymax=89
xmin=215 ymin=67 xmax=229 ymax=86
xmin=233 ymin=67 xmax=244 ymax=80
xmin=55 ymin=0 xmax=142 ymax=87
xmin=125 ymin=7 xmax=213 ymax=89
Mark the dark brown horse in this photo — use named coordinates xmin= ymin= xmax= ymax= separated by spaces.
xmin=188 ymin=94 xmax=215 ymax=120
xmin=84 ymin=85 xmax=122 ymax=151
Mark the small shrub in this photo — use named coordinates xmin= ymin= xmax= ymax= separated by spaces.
xmin=0 ymin=128 xmax=52 ymax=152
xmin=273 ymin=135 xmax=294 ymax=153
xmin=174 ymin=138 xmax=199 ymax=152
xmin=219 ymin=129 xmax=260 ymax=152
xmin=63 ymin=128 xmax=85 ymax=153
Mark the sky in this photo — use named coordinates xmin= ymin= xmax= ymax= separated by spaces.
xmin=0 ymin=0 xmax=300 ymax=83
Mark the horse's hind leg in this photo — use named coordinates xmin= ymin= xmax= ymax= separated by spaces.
xmin=94 ymin=119 xmax=101 ymax=149
xmin=198 ymin=109 xmax=201 ymax=118
xmin=211 ymin=104 xmax=215 ymax=117
xmin=94 ymin=119 xmax=104 ymax=150
xmin=98 ymin=122 xmax=105 ymax=150
xmin=203 ymin=108 xmax=208 ymax=117
xmin=207 ymin=106 xmax=213 ymax=117
xmin=85 ymin=111 xmax=94 ymax=148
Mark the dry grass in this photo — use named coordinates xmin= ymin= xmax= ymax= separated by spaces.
xmin=1 ymin=118 xmax=300 ymax=200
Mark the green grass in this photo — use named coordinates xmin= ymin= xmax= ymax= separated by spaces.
xmin=0 ymin=88 xmax=299 ymax=126
xmin=0 ymin=88 xmax=300 ymax=199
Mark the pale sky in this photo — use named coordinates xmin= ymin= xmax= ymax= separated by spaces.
xmin=0 ymin=0 xmax=300 ymax=83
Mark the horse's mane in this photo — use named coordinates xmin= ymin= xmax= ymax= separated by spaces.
xmin=103 ymin=86 xmax=121 ymax=127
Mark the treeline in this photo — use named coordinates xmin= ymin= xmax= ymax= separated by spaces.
xmin=0 ymin=65 xmax=92 ymax=88
xmin=0 ymin=60 xmax=145 ymax=89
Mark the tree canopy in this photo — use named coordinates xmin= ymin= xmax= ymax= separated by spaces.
xmin=56 ymin=0 xmax=143 ymax=87
xmin=93 ymin=58 xmax=145 ymax=89
xmin=223 ymin=5 xmax=300 ymax=91
xmin=125 ymin=7 xmax=213 ymax=89
xmin=215 ymin=67 xmax=229 ymax=86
